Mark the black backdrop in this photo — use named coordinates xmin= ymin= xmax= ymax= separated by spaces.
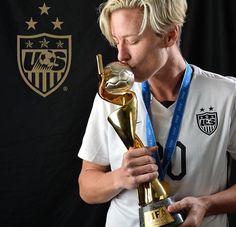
xmin=0 ymin=0 xmax=235 ymax=226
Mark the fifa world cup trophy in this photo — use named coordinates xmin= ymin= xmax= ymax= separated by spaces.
xmin=96 ymin=54 xmax=183 ymax=227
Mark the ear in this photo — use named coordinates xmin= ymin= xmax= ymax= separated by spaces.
xmin=164 ymin=25 xmax=179 ymax=47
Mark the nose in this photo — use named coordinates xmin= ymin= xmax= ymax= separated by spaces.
xmin=117 ymin=42 xmax=130 ymax=63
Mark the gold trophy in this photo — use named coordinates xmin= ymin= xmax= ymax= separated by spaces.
xmin=96 ymin=54 xmax=183 ymax=227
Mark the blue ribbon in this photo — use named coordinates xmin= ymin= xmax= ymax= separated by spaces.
xmin=142 ymin=63 xmax=192 ymax=180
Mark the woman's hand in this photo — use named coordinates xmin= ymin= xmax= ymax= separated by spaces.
xmin=168 ymin=196 xmax=211 ymax=227
xmin=115 ymin=146 xmax=159 ymax=190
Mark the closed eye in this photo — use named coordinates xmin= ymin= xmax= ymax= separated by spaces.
xmin=127 ymin=38 xmax=139 ymax=45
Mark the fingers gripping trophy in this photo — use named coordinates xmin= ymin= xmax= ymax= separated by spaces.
xmin=96 ymin=54 xmax=183 ymax=227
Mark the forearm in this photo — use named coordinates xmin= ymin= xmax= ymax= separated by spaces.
xmin=78 ymin=147 xmax=158 ymax=204
xmin=79 ymin=167 xmax=123 ymax=204
xmin=202 ymin=184 xmax=236 ymax=216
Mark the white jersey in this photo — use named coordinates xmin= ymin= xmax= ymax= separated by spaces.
xmin=78 ymin=65 xmax=236 ymax=227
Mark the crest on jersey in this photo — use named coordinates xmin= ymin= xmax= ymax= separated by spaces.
xmin=196 ymin=111 xmax=218 ymax=135
xmin=17 ymin=33 xmax=71 ymax=97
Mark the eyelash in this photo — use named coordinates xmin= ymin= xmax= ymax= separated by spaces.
xmin=128 ymin=40 xmax=138 ymax=45
xmin=113 ymin=39 xmax=139 ymax=47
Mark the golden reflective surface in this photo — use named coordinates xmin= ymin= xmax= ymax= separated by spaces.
xmin=96 ymin=54 xmax=168 ymax=206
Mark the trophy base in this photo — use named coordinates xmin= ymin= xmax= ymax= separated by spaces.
xmin=139 ymin=197 xmax=184 ymax=227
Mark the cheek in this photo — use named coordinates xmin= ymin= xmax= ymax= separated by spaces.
xmin=151 ymin=47 xmax=167 ymax=66
xmin=130 ymin=42 xmax=164 ymax=71
xmin=132 ymin=43 xmax=153 ymax=62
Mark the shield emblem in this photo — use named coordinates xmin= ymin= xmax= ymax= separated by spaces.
xmin=17 ymin=33 xmax=71 ymax=97
xmin=196 ymin=112 xmax=218 ymax=135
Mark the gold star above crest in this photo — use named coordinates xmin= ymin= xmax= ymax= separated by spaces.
xmin=26 ymin=17 xmax=38 ymax=30
xmin=39 ymin=3 xmax=50 ymax=15
xmin=51 ymin=17 xmax=64 ymax=30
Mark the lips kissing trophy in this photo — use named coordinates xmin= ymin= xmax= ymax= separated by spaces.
xmin=96 ymin=54 xmax=183 ymax=227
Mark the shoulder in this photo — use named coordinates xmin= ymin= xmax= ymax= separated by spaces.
xmin=191 ymin=64 xmax=236 ymax=91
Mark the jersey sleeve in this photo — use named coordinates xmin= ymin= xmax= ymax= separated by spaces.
xmin=78 ymin=94 xmax=111 ymax=166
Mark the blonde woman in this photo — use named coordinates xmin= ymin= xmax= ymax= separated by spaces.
xmin=78 ymin=0 xmax=236 ymax=226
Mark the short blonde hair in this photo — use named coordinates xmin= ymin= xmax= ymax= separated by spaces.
xmin=99 ymin=0 xmax=188 ymax=46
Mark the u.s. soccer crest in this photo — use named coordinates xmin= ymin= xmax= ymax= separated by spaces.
xmin=17 ymin=2 xmax=72 ymax=97
xmin=17 ymin=33 xmax=71 ymax=97
xmin=196 ymin=110 xmax=218 ymax=136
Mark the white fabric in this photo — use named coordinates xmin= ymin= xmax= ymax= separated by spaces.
xmin=78 ymin=65 xmax=236 ymax=227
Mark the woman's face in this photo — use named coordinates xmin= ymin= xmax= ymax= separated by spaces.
xmin=110 ymin=8 xmax=169 ymax=82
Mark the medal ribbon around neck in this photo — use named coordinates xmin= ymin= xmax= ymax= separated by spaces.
xmin=141 ymin=63 xmax=193 ymax=181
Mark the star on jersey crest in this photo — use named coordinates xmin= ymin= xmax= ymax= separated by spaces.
xmin=200 ymin=108 xmax=205 ymax=112
xmin=39 ymin=3 xmax=50 ymax=15
xmin=209 ymin=106 xmax=214 ymax=111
